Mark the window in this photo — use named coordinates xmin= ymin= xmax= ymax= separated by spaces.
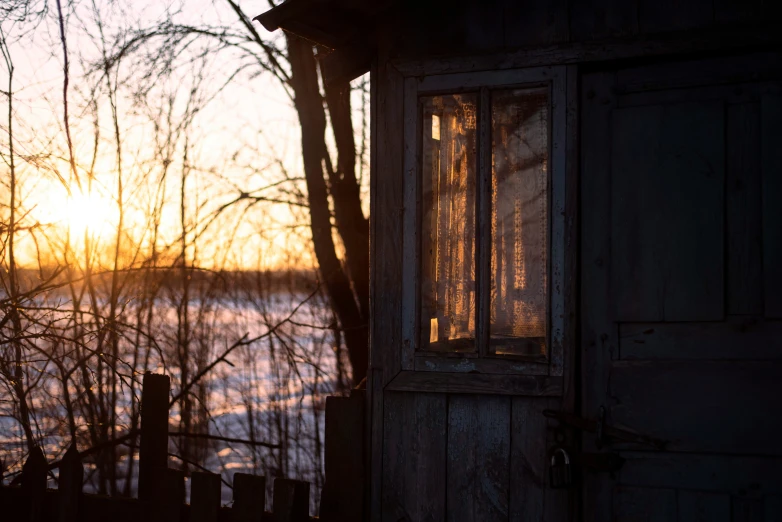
xmin=401 ymin=67 xmax=565 ymax=374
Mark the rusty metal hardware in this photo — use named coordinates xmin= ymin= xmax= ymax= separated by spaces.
xmin=543 ymin=409 xmax=668 ymax=450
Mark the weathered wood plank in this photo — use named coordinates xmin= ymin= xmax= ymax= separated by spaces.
xmin=727 ymin=102 xmax=763 ymax=315
xmin=367 ymin=367 xmax=384 ymax=522
xmin=22 ymin=446 xmax=47 ymax=522
xmin=400 ymin=76 xmax=418 ymax=367
xmin=272 ymin=478 xmax=309 ymax=522
xmin=414 ymin=355 xmax=549 ymax=375
xmin=503 ymin=0 xmax=569 ymax=48
xmin=611 ymin=101 xmax=724 ymax=322
xmin=138 ymin=372 xmax=170 ymax=501
xmin=580 ymin=71 xmax=618 ymax=522
xmin=57 ymin=444 xmax=83 ymax=522
xmin=732 ymin=497 xmax=765 ymax=522
xmin=386 ymin=370 xmax=563 ymax=396
xmin=569 ymin=0 xmax=639 ymax=41
xmin=447 ymin=395 xmax=510 ymax=522
xmin=562 ymin=64 xmax=579 ymax=408
xmin=393 ymin=31 xmax=782 ymax=78
xmin=619 ymin=452 xmax=782 ymax=495
xmin=615 ymin=52 xmax=782 ymax=95
xmin=678 ymin=490 xmax=731 ymax=522
xmin=761 ymin=94 xmax=782 ymax=318
xmin=509 ymin=398 xmax=549 ymax=521
xmin=371 ymin=58 xmax=405 ymax=385
xmin=319 ymin=395 xmax=363 ymax=522
xmin=609 ymin=360 xmax=782 ymax=455
xmin=381 ymin=392 xmax=446 ymax=522
xmin=618 ymin=318 xmax=782 ymax=360
xmin=190 ymin=472 xmax=222 ymax=522
xmin=638 ymin=0 xmax=713 ymax=33
xmin=149 ymin=468 xmax=184 ymax=522
xmin=614 ymin=487 xmax=676 ymax=521
xmin=232 ymin=473 xmax=265 ymax=522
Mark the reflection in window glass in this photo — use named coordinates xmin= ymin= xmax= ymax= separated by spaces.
xmin=490 ymin=88 xmax=549 ymax=356
xmin=420 ymin=94 xmax=478 ymax=351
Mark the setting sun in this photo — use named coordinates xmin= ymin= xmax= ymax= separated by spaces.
xmin=48 ymin=189 xmax=117 ymax=241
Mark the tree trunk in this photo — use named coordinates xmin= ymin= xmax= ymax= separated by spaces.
xmin=286 ymin=34 xmax=368 ymax=386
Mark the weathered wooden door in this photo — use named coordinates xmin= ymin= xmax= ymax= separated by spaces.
xmin=581 ymin=52 xmax=782 ymax=521
xmin=372 ymin=64 xmax=577 ymax=521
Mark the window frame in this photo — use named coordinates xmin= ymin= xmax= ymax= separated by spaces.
xmin=400 ymin=66 xmax=567 ymax=378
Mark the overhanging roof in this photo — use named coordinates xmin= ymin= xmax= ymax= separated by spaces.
xmin=254 ymin=0 xmax=386 ymax=50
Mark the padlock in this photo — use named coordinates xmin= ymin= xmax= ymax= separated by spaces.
xmin=549 ymin=447 xmax=572 ymax=489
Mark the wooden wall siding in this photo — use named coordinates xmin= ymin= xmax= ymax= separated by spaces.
xmin=446 ymin=396 xmax=510 ymax=522
xmin=761 ymin=94 xmax=782 ymax=318
xmin=618 ymin=318 xmax=782 ymax=360
xmin=611 ymin=101 xmax=725 ymax=322
xmin=381 ymin=392 xmax=447 ymax=522
xmin=677 ymin=491 xmax=731 ymax=522
xmin=613 ymin=487 xmax=677 ymax=522
xmin=503 ymin=0 xmax=570 ymax=48
xmin=638 ymin=0 xmax=714 ymax=33
xmin=727 ymin=102 xmax=763 ymax=315
xmin=569 ymin=0 xmax=639 ymax=41
xmin=609 ymin=360 xmax=782 ymax=455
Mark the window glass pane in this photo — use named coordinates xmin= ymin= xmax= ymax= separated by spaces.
xmin=420 ymin=94 xmax=478 ymax=352
xmin=490 ymin=87 xmax=549 ymax=356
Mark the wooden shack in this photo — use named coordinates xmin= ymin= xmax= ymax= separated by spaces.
xmin=257 ymin=1 xmax=782 ymax=520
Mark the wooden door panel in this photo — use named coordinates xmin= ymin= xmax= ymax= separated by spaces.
xmin=447 ymin=396 xmax=511 ymax=522
xmin=582 ymin=54 xmax=782 ymax=522
xmin=381 ymin=392 xmax=447 ymax=521
xmin=609 ymin=360 xmax=782 ymax=455
xmin=611 ymin=101 xmax=725 ymax=322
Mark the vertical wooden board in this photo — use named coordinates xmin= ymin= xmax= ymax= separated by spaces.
xmin=509 ymin=398 xmax=549 ymax=521
xmin=371 ymin=59 xmax=405 ymax=383
xmin=447 ymin=395 xmax=510 ymax=522
xmin=190 ymin=472 xmax=222 ymax=522
xmin=462 ymin=0 xmax=505 ymax=52
xmin=765 ymin=495 xmax=782 ymax=521
xmin=761 ymin=94 xmax=782 ymax=318
xmin=233 ymin=473 xmax=265 ymax=522
xmin=381 ymin=392 xmax=447 ymax=522
xmin=732 ymin=497 xmax=765 ymax=522
xmin=570 ymin=0 xmax=638 ymax=41
xmin=611 ymin=101 xmax=725 ymax=322
xmin=678 ymin=490 xmax=731 ymax=522
xmin=503 ymin=0 xmax=569 ymax=48
xmin=614 ymin=487 xmax=676 ymax=521
xmin=580 ymin=72 xmax=618 ymax=522
xmin=401 ymin=77 xmax=418 ymax=368
xmin=727 ymin=102 xmax=763 ymax=315
xmin=638 ymin=0 xmax=713 ymax=33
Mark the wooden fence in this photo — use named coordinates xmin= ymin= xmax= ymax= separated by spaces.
xmin=0 ymin=372 xmax=365 ymax=522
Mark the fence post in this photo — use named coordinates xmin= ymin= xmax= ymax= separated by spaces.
xmin=190 ymin=471 xmax=222 ymax=522
xmin=21 ymin=445 xmax=47 ymax=522
xmin=272 ymin=478 xmax=309 ymax=522
xmin=232 ymin=473 xmax=266 ymax=522
xmin=138 ymin=372 xmax=170 ymax=501
xmin=57 ymin=443 xmax=83 ymax=522
xmin=319 ymin=393 xmax=364 ymax=522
